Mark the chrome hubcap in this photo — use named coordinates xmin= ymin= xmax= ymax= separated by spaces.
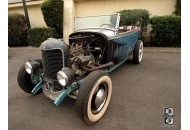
xmin=95 ymin=89 xmax=106 ymax=108
xmin=91 ymin=82 xmax=108 ymax=114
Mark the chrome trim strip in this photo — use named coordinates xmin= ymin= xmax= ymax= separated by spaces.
xmin=75 ymin=27 xmax=116 ymax=32
xmin=109 ymin=29 xmax=140 ymax=40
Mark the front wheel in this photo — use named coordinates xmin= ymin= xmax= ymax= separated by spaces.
xmin=17 ymin=62 xmax=42 ymax=94
xmin=75 ymin=71 xmax=112 ymax=124
xmin=133 ymin=40 xmax=143 ymax=64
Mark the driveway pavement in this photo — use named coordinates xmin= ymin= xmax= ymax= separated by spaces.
xmin=8 ymin=47 xmax=181 ymax=130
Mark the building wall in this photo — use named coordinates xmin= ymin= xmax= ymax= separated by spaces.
xmin=8 ymin=2 xmax=46 ymax=27
xmin=62 ymin=0 xmax=176 ymax=44
xmin=9 ymin=0 xmax=177 ymax=43
xmin=63 ymin=0 xmax=76 ymax=43
xmin=75 ymin=0 xmax=176 ymax=17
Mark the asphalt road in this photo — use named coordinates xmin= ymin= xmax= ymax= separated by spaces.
xmin=8 ymin=48 xmax=181 ymax=130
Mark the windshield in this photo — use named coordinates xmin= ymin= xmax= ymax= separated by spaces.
xmin=74 ymin=14 xmax=119 ymax=31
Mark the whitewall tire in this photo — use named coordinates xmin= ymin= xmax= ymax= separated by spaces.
xmin=133 ymin=40 xmax=143 ymax=64
xmin=75 ymin=71 xmax=112 ymax=124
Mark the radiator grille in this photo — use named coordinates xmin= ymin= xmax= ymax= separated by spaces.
xmin=42 ymin=49 xmax=63 ymax=79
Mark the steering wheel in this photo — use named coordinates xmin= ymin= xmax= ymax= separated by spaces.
xmin=100 ymin=24 xmax=115 ymax=28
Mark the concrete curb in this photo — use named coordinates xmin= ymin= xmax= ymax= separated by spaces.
xmin=8 ymin=46 xmax=41 ymax=51
xmin=8 ymin=47 xmax=181 ymax=53
xmin=144 ymin=47 xmax=181 ymax=53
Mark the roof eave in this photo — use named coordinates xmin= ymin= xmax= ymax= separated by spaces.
xmin=8 ymin=0 xmax=43 ymax=8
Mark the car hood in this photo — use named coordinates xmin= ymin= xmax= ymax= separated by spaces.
xmin=75 ymin=28 xmax=116 ymax=39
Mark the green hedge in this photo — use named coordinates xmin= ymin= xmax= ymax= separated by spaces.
xmin=8 ymin=13 xmax=28 ymax=46
xmin=41 ymin=0 xmax=63 ymax=37
xmin=28 ymin=27 xmax=58 ymax=47
xmin=118 ymin=9 xmax=150 ymax=31
xmin=150 ymin=16 xmax=181 ymax=47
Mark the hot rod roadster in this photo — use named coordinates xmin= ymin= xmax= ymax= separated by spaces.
xmin=17 ymin=13 xmax=143 ymax=124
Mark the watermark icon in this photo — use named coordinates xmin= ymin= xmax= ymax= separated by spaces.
xmin=160 ymin=107 xmax=177 ymax=127
xmin=163 ymin=107 xmax=174 ymax=125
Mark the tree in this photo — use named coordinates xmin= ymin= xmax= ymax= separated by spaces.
xmin=41 ymin=0 xmax=63 ymax=37
xmin=174 ymin=0 xmax=181 ymax=16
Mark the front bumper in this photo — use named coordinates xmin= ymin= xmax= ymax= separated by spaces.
xmin=31 ymin=77 xmax=84 ymax=106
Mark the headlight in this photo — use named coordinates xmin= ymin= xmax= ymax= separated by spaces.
xmin=25 ymin=62 xmax=33 ymax=74
xmin=57 ymin=67 xmax=74 ymax=87
xmin=24 ymin=61 xmax=40 ymax=74
xmin=57 ymin=71 xmax=68 ymax=86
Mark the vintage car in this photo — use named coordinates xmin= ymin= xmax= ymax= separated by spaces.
xmin=17 ymin=13 xmax=143 ymax=124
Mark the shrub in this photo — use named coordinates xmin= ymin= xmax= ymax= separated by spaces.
xmin=117 ymin=9 xmax=150 ymax=45
xmin=41 ymin=0 xmax=63 ymax=37
xmin=8 ymin=13 xmax=28 ymax=46
xmin=150 ymin=15 xmax=181 ymax=47
xmin=174 ymin=0 xmax=181 ymax=16
xmin=117 ymin=9 xmax=150 ymax=31
xmin=28 ymin=27 xmax=58 ymax=47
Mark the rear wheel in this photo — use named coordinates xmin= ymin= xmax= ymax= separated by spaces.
xmin=17 ymin=60 xmax=43 ymax=94
xmin=75 ymin=71 xmax=112 ymax=124
xmin=133 ymin=40 xmax=143 ymax=64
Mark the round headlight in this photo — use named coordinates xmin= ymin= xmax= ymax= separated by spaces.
xmin=57 ymin=71 xmax=68 ymax=86
xmin=25 ymin=62 xmax=32 ymax=74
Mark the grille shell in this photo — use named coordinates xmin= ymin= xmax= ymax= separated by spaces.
xmin=42 ymin=49 xmax=63 ymax=79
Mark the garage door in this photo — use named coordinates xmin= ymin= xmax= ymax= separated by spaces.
xmin=75 ymin=0 xmax=175 ymax=17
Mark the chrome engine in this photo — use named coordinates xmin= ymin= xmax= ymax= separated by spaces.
xmin=70 ymin=43 xmax=95 ymax=76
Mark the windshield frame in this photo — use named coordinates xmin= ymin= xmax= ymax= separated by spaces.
xmin=74 ymin=13 xmax=120 ymax=31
